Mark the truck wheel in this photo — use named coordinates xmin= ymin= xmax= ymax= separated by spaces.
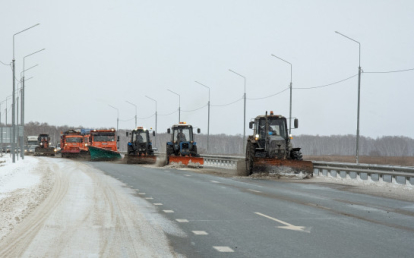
xmin=245 ymin=142 xmax=254 ymax=176
xmin=290 ymin=150 xmax=303 ymax=161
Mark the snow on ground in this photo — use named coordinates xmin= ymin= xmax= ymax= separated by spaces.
xmin=0 ymin=157 xmax=184 ymax=257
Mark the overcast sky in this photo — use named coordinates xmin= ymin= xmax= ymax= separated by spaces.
xmin=1 ymin=0 xmax=413 ymax=138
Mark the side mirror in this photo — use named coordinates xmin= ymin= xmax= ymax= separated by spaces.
xmin=294 ymin=118 xmax=299 ymax=129
xmin=153 ymin=131 xmax=155 ymax=136
xmin=126 ymin=132 xmax=129 ymax=137
xmin=197 ymin=128 xmax=201 ymax=134
xmin=249 ymin=121 xmax=254 ymax=129
xmin=167 ymin=128 xmax=171 ymax=134
xmin=117 ymin=136 xmax=120 ymax=142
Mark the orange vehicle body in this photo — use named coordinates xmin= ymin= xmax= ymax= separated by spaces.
xmin=90 ymin=129 xmax=117 ymax=151
xmin=61 ymin=131 xmax=86 ymax=158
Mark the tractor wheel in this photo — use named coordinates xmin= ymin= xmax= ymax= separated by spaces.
xmin=166 ymin=146 xmax=173 ymax=165
xmin=191 ymin=145 xmax=200 ymax=157
xmin=290 ymin=150 xmax=303 ymax=161
xmin=245 ymin=142 xmax=254 ymax=176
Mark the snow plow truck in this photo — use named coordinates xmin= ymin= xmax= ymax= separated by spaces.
xmin=166 ymin=122 xmax=204 ymax=167
xmin=245 ymin=111 xmax=313 ymax=175
xmin=125 ymin=127 xmax=156 ymax=164
xmin=34 ymin=134 xmax=55 ymax=156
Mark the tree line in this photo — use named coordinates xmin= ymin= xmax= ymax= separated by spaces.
xmin=5 ymin=121 xmax=413 ymax=156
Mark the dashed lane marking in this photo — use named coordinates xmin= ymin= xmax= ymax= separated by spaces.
xmin=210 ymin=180 xmax=220 ymax=183
xmin=145 ymin=197 xmax=154 ymax=200
xmin=247 ymin=189 xmax=262 ymax=193
xmin=176 ymin=219 xmax=189 ymax=223
xmin=139 ymin=193 xmax=146 ymax=195
xmin=192 ymin=231 xmax=208 ymax=235
xmin=213 ymin=246 xmax=234 ymax=252
xmin=153 ymin=203 xmax=163 ymax=206
xmin=185 ymin=174 xmax=191 ymax=176
xmin=163 ymin=210 xmax=174 ymax=213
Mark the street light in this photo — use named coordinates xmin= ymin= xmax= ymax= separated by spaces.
xmin=229 ymin=69 xmax=246 ymax=153
xmin=195 ymin=81 xmax=210 ymax=153
xmin=271 ymin=54 xmax=293 ymax=134
xmin=108 ymin=105 xmax=119 ymax=149
xmin=168 ymin=89 xmax=180 ymax=123
xmin=125 ymin=101 xmax=137 ymax=128
xmin=145 ymin=96 xmax=158 ymax=148
xmin=335 ymin=31 xmax=362 ymax=164
xmin=11 ymin=23 xmax=40 ymax=163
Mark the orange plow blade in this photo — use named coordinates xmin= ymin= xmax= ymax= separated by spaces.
xmin=168 ymin=156 xmax=204 ymax=167
xmin=253 ymin=158 xmax=313 ymax=174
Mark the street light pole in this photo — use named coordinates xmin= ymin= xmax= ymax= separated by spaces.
xmin=335 ymin=31 xmax=362 ymax=164
xmin=108 ymin=105 xmax=119 ymax=149
xmin=125 ymin=101 xmax=137 ymax=128
xmin=195 ymin=81 xmax=210 ymax=153
xmin=146 ymin=96 xmax=158 ymax=148
xmin=12 ymin=23 xmax=40 ymax=163
xmin=168 ymin=89 xmax=180 ymax=123
xmin=229 ymin=69 xmax=246 ymax=153
xmin=271 ymin=54 xmax=293 ymax=134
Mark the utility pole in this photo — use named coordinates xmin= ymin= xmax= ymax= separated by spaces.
xmin=195 ymin=81 xmax=210 ymax=153
xmin=229 ymin=69 xmax=247 ymax=153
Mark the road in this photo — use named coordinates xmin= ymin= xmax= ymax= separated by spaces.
xmin=90 ymin=162 xmax=414 ymax=258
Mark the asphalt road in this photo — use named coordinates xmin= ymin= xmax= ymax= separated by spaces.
xmin=89 ymin=162 xmax=414 ymax=258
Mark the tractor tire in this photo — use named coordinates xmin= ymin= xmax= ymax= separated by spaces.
xmin=191 ymin=145 xmax=200 ymax=157
xmin=245 ymin=142 xmax=254 ymax=176
xmin=290 ymin=150 xmax=303 ymax=161
xmin=166 ymin=145 xmax=173 ymax=165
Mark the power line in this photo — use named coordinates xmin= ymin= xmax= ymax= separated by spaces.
xmin=138 ymin=113 xmax=155 ymax=119
xmin=158 ymin=109 xmax=178 ymax=116
xmin=247 ymin=86 xmax=290 ymax=100
xmin=1 ymin=60 xmax=10 ymax=66
xmin=211 ymin=96 xmax=243 ymax=107
xmin=294 ymin=74 xmax=358 ymax=90
xmin=182 ymin=103 xmax=208 ymax=112
xmin=363 ymin=68 xmax=414 ymax=74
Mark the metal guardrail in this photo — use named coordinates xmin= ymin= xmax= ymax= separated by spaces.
xmin=201 ymin=154 xmax=243 ymax=170
xmin=312 ymin=161 xmax=414 ymax=186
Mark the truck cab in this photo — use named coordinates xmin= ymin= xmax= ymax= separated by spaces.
xmin=166 ymin=122 xmax=200 ymax=157
xmin=90 ymin=129 xmax=118 ymax=151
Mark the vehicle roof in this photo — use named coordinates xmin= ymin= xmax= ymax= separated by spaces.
xmin=255 ymin=114 xmax=286 ymax=119
xmin=171 ymin=124 xmax=193 ymax=128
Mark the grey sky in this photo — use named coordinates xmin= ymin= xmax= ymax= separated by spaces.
xmin=1 ymin=0 xmax=413 ymax=138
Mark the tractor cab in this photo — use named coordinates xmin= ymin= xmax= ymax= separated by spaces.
xmin=127 ymin=127 xmax=155 ymax=155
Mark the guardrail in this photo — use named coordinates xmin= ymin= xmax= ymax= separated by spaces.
xmin=201 ymin=154 xmax=243 ymax=170
xmin=313 ymin=161 xmax=414 ymax=186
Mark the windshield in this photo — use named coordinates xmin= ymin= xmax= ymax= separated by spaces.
xmin=173 ymin=127 xmax=191 ymax=142
xmin=66 ymin=137 xmax=82 ymax=143
xmin=133 ymin=131 xmax=147 ymax=143
xmin=94 ymin=135 xmax=115 ymax=142
xmin=258 ymin=118 xmax=287 ymax=139
xmin=27 ymin=141 xmax=38 ymax=145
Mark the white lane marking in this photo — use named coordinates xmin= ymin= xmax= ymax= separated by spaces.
xmin=255 ymin=212 xmax=310 ymax=233
xmin=145 ymin=197 xmax=154 ymax=200
xmin=138 ymin=193 xmax=146 ymax=195
xmin=210 ymin=180 xmax=220 ymax=183
xmin=185 ymin=174 xmax=191 ymax=177
xmin=213 ymin=246 xmax=234 ymax=252
xmin=176 ymin=219 xmax=189 ymax=223
xmin=192 ymin=231 xmax=208 ymax=235
xmin=163 ymin=210 xmax=174 ymax=213
xmin=153 ymin=203 xmax=163 ymax=206
xmin=248 ymin=189 xmax=262 ymax=193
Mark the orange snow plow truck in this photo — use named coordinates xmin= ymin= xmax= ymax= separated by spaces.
xmin=60 ymin=130 xmax=89 ymax=158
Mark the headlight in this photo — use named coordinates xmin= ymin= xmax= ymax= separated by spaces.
xmin=289 ymin=134 xmax=293 ymax=140
xmin=54 ymin=149 xmax=57 ymax=152
xmin=85 ymin=144 xmax=88 ymax=146
xmin=255 ymin=134 xmax=259 ymax=140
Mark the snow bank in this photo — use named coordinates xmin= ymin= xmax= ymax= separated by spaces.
xmin=0 ymin=155 xmax=40 ymax=200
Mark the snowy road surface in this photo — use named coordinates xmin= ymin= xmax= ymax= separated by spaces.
xmin=0 ymin=156 xmax=183 ymax=257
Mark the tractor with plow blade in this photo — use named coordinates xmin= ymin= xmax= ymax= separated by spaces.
xmin=245 ymin=111 xmax=313 ymax=176
xmin=125 ymin=127 xmax=156 ymax=164
xmin=34 ymin=134 xmax=56 ymax=156
xmin=166 ymin=122 xmax=204 ymax=167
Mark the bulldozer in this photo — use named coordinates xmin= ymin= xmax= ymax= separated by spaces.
xmin=166 ymin=122 xmax=204 ymax=167
xmin=125 ymin=127 xmax=156 ymax=164
xmin=34 ymin=134 xmax=55 ymax=156
xmin=245 ymin=111 xmax=313 ymax=175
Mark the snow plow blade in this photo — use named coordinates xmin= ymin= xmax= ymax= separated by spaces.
xmin=34 ymin=147 xmax=55 ymax=156
xmin=125 ymin=154 xmax=156 ymax=164
xmin=253 ymin=158 xmax=313 ymax=174
xmin=88 ymin=146 xmax=121 ymax=161
xmin=168 ymin=156 xmax=204 ymax=167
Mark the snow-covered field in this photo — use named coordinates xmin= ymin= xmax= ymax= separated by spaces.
xmin=0 ymin=155 xmax=184 ymax=257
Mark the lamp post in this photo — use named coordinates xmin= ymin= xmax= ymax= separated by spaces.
xmin=125 ymin=101 xmax=137 ymax=128
xmin=168 ymin=89 xmax=180 ymax=123
xmin=195 ymin=81 xmax=210 ymax=153
xmin=145 ymin=96 xmax=158 ymax=148
xmin=229 ymin=69 xmax=246 ymax=153
xmin=108 ymin=105 xmax=119 ymax=149
xmin=12 ymin=23 xmax=40 ymax=163
xmin=335 ymin=31 xmax=362 ymax=164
